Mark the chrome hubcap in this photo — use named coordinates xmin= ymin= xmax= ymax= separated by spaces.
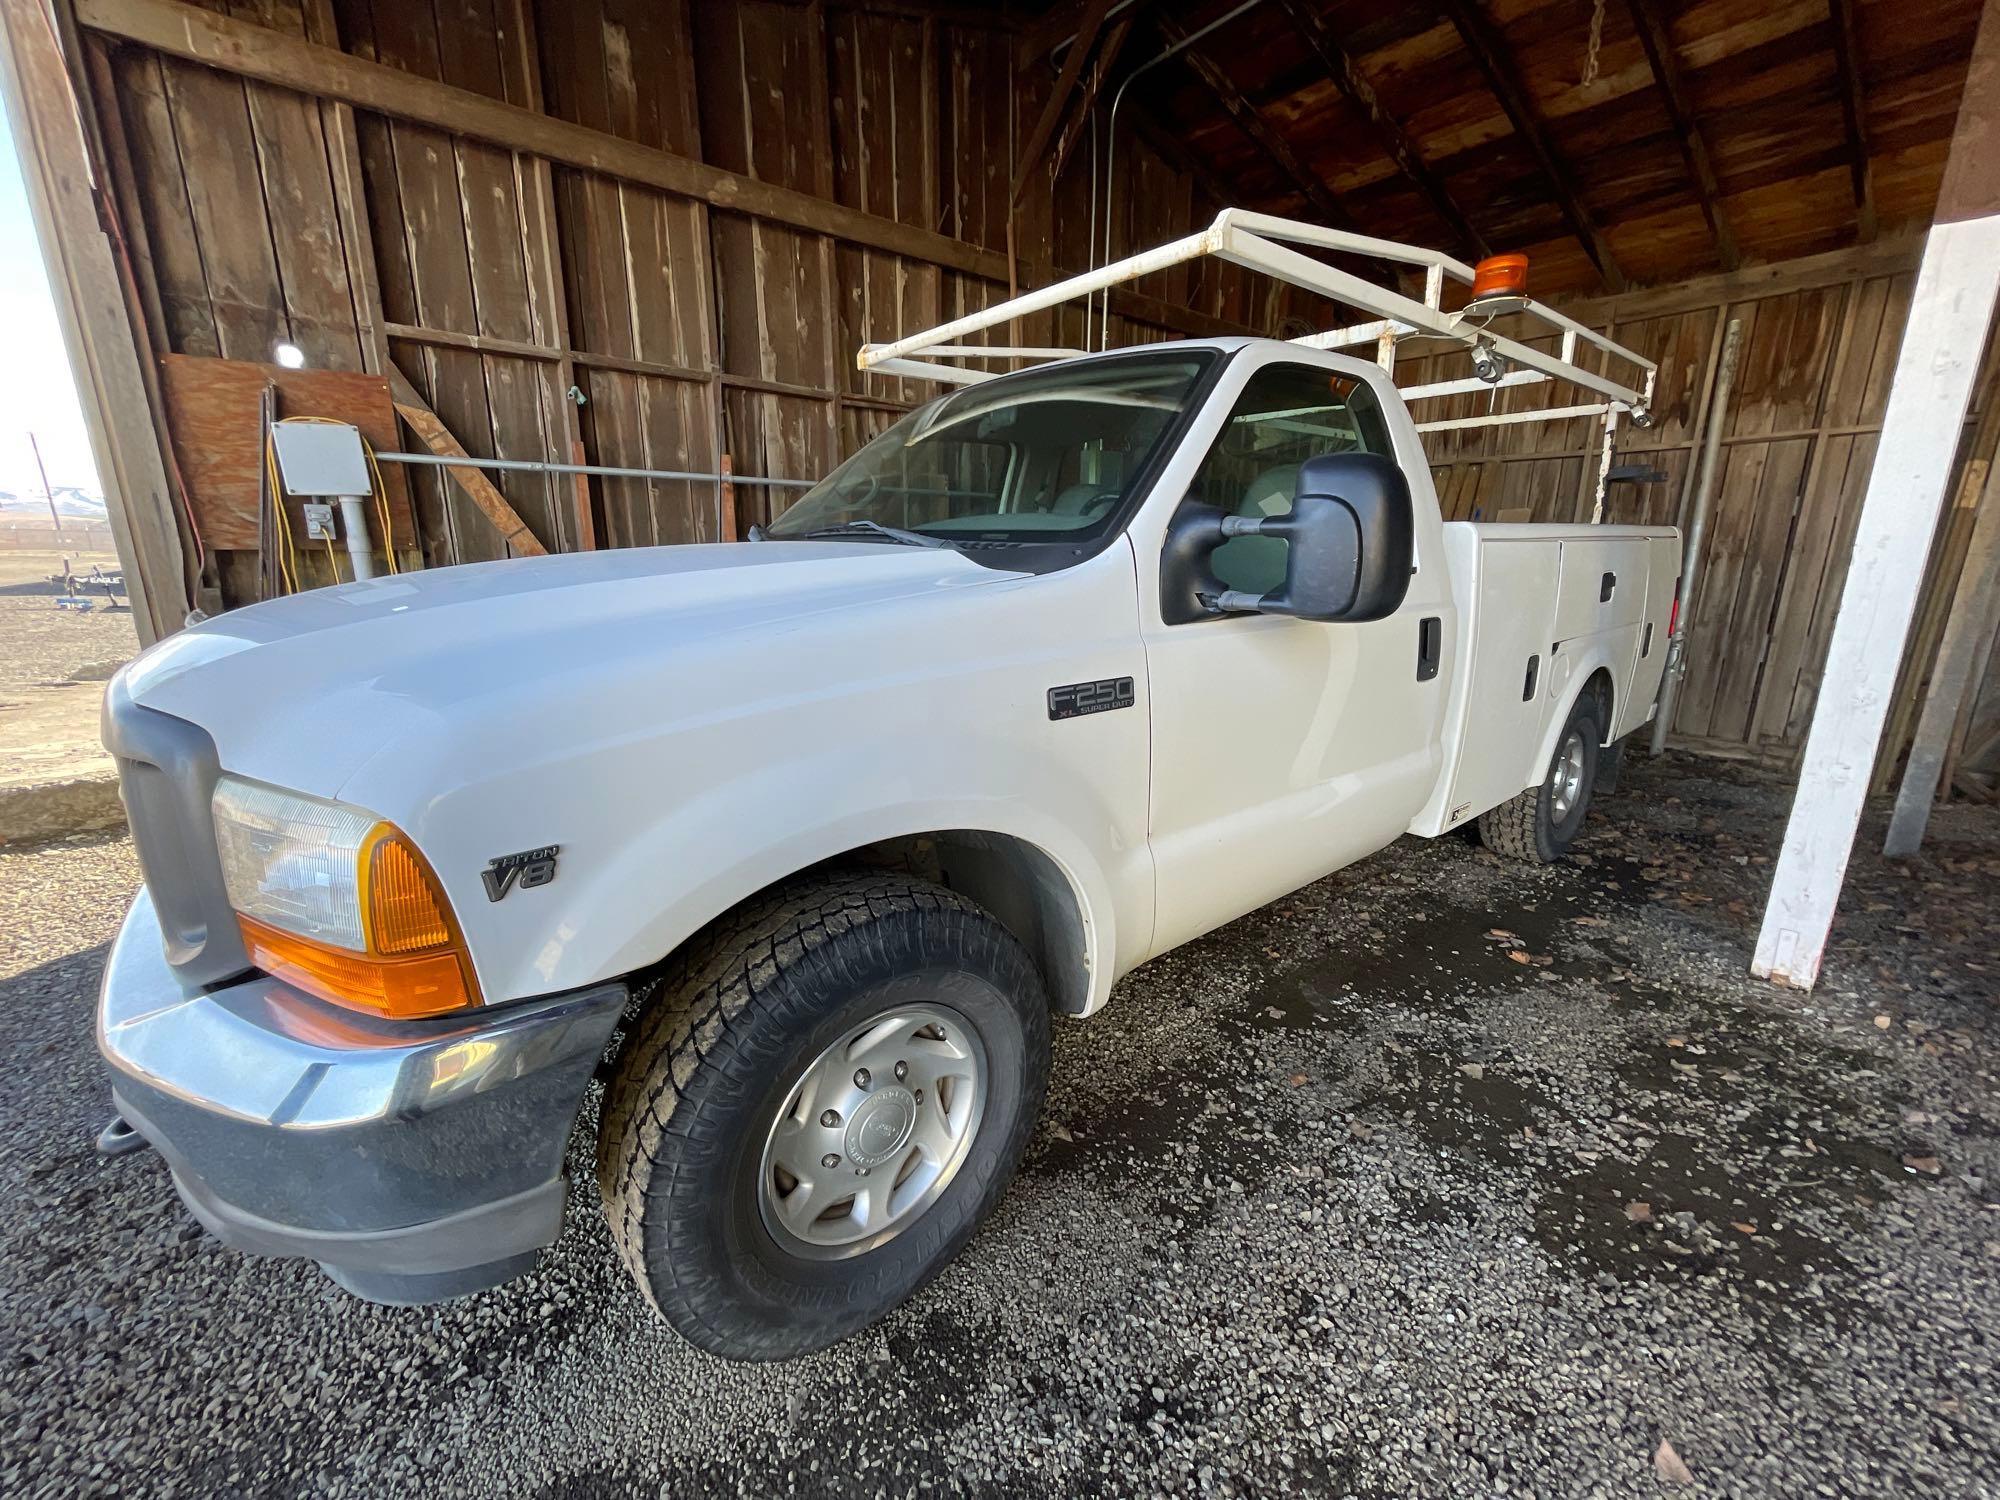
xmin=1549 ymin=730 xmax=1586 ymax=821
xmin=757 ymin=1003 xmax=987 ymax=1259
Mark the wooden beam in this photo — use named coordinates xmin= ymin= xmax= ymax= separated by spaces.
xmin=389 ymin=366 xmax=549 ymax=558
xmin=1885 ymin=460 xmax=2000 ymax=853
xmin=1752 ymin=0 xmax=2000 ymax=988
xmin=1154 ymin=11 xmax=1359 ymax=234
xmin=1441 ymin=0 xmax=1625 ymax=292
xmin=1018 ymin=0 xmax=1138 ymax=63
xmin=71 ymin=0 xmax=1242 ymax=343
xmin=0 ymin=0 xmax=188 ymax=642
xmin=1012 ymin=0 xmax=1115 ymax=204
xmin=1826 ymin=0 xmax=1878 ymax=242
xmin=1625 ymin=0 xmax=1739 ymax=270
xmin=1048 ymin=10 xmax=1136 ymax=187
xmin=1272 ymin=0 xmax=1489 ymax=261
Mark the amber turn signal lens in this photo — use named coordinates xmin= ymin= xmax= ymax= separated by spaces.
xmin=240 ymin=915 xmax=480 ymax=1020
xmin=1471 ymin=252 xmax=1530 ymax=300
xmin=237 ymin=824 xmax=481 ymax=1020
xmin=365 ymin=829 xmax=455 ymax=955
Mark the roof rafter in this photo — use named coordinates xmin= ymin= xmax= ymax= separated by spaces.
xmin=1012 ymin=0 xmax=1117 ymax=203
xmin=1826 ymin=0 xmax=1879 ymax=241
xmin=1625 ymin=0 xmax=1741 ymax=270
xmin=1018 ymin=0 xmax=1142 ymax=65
xmin=1153 ymin=10 xmax=1358 ymax=234
xmin=1440 ymin=0 xmax=1626 ymax=292
xmin=1271 ymin=0 xmax=1490 ymax=261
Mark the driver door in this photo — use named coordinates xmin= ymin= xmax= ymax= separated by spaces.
xmin=1139 ymin=358 xmax=1448 ymax=957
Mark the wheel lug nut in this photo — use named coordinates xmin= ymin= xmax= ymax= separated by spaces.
xmin=894 ymin=1060 xmax=908 ymax=1080
xmin=853 ymin=1068 xmax=871 ymax=1089
xmin=913 ymin=1089 xmax=925 ymax=1105
xmin=856 ymin=1166 xmax=870 ymax=1176
xmin=819 ymin=1109 xmax=841 ymax=1127
xmin=821 ymin=1153 xmax=840 ymax=1169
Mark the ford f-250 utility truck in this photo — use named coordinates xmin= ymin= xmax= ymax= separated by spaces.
xmin=96 ymin=214 xmax=1679 ymax=1360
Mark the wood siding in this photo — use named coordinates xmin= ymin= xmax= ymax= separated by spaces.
xmin=83 ymin=0 xmax=1299 ymax=562
xmin=62 ymin=0 xmax=2000 ymax=782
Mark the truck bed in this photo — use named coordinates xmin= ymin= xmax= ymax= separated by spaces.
xmin=1411 ymin=522 xmax=1679 ymax=837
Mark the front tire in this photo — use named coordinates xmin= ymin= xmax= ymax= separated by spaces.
xmin=1478 ymin=697 xmax=1601 ymax=863
xmin=596 ymin=872 xmax=1050 ymax=1361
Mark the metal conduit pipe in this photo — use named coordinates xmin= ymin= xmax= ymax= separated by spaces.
xmin=1094 ymin=0 xmax=1269 ymax=350
xmin=373 ymin=452 xmax=817 ymax=488
xmin=336 ymin=496 xmax=378 ymax=580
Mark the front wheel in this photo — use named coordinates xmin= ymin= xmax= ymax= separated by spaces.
xmin=596 ymin=873 xmax=1050 ymax=1361
xmin=1478 ymin=698 xmax=1601 ymax=863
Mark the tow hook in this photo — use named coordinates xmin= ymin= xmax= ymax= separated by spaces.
xmin=96 ymin=1113 xmax=148 ymax=1158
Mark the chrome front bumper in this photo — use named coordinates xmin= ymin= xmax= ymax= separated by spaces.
xmin=97 ymin=889 xmax=625 ymax=1304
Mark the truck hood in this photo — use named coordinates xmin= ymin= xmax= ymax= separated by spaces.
xmin=115 ymin=541 xmax=1022 ymax=795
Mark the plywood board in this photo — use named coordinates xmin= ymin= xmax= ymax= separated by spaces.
xmin=157 ymin=354 xmax=416 ymax=552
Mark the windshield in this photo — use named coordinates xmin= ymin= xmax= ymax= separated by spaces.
xmin=766 ymin=350 xmax=1214 ymax=544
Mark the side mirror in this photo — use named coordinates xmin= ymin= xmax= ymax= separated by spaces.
xmin=1162 ymin=452 xmax=1415 ymax=624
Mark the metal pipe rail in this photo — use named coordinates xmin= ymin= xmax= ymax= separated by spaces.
xmin=374 ymin=452 xmax=817 ymax=488
xmin=858 ymin=207 xmax=1658 ymax=419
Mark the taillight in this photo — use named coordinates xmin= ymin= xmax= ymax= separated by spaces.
xmin=1668 ymin=576 xmax=1683 ymax=636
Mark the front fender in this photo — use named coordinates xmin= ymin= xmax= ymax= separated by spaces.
xmin=564 ymin=746 xmax=1134 ymax=1015
xmin=341 ymin=544 xmax=1155 ymax=1014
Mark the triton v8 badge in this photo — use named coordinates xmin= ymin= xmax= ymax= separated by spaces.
xmin=482 ymin=846 xmax=560 ymax=901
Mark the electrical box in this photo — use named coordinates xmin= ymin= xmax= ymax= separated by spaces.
xmin=301 ymin=502 xmax=337 ymax=540
xmin=270 ymin=422 xmax=371 ymax=497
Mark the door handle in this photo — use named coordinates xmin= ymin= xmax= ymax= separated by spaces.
xmin=1600 ymin=571 xmax=1617 ymax=602
xmin=1416 ymin=616 xmax=1441 ymax=681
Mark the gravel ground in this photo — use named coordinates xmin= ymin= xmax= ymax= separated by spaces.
xmin=1 ymin=753 xmax=1995 ymax=1498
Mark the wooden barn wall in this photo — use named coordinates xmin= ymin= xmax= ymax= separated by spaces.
xmin=79 ymin=0 xmax=1300 ymax=576
xmin=66 ymin=0 xmax=2000 ymax=786
xmin=1400 ymin=239 xmax=2000 ymax=770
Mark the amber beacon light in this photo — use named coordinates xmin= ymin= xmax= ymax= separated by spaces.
xmin=1470 ymin=253 xmax=1530 ymax=300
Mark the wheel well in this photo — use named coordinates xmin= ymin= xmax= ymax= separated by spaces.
xmin=643 ymin=832 xmax=1092 ymax=1018
xmin=845 ymin=831 xmax=1090 ymax=1015
xmin=1581 ymin=667 xmax=1614 ymax=736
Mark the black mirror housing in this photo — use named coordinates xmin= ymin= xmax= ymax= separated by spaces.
xmin=1159 ymin=451 xmax=1416 ymax=625
xmin=1259 ymin=452 xmax=1414 ymax=622
xmin=1163 ymin=452 xmax=1412 ymax=624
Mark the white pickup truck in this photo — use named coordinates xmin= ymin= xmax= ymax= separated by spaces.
xmin=96 ymin=225 xmax=1679 ymax=1361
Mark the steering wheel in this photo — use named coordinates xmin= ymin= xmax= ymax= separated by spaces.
xmin=1078 ymin=491 xmax=1120 ymax=519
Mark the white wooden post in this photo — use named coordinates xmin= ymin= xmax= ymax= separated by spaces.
xmin=1752 ymin=0 xmax=2000 ymax=988
xmin=1884 ymin=462 xmax=2000 ymax=855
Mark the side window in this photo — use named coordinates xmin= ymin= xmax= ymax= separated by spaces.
xmin=1180 ymin=364 xmax=1396 ymax=599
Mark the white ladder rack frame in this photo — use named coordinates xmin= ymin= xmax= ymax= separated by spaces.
xmin=856 ymin=210 xmax=1658 ymax=520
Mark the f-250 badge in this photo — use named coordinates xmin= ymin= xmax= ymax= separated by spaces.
xmin=482 ymin=845 xmax=560 ymax=902
xmin=1047 ymin=677 xmax=1135 ymax=720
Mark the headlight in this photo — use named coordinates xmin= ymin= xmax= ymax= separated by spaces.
xmin=212 ymin=776 xmax=480 ymax=1019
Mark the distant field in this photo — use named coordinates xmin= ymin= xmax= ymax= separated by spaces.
xmin=0 ymin=550 xmax=135 ymax=791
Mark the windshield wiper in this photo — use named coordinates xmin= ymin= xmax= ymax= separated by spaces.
xmin=796 ymin=519 xmax=947 ymax=549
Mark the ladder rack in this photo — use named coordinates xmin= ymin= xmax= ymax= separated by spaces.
xmin=856 ymin=209 xmax=1660 ymax=522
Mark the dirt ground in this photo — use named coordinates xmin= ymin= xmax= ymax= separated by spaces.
xmin=0 ymin=752 xmax=1995 ymax=1497
xmin=0 ymin=550 xmax=136 ymax=790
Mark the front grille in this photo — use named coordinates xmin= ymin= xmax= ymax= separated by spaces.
xmin=102 ymin=677 xmax=250 ymax=987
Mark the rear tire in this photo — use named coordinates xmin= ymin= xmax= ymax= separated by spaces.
xmin=1478 ymin=697 xmax=1601 ymax=863
xmin=596 ymin=872 xmax=1049 ymax=1361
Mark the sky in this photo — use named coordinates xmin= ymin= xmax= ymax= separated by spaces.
xmin=0 ymin=104 xmax=102 ymax=503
